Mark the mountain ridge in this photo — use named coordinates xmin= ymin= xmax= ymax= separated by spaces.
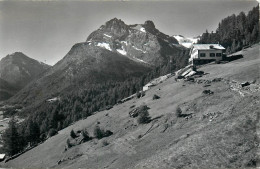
xmin=7 ymin=18 xmax=189 ymax=105
xmin=86 ymin=18 xmax=183 ymax=65
xmin=0 ymin=52 xmax=50 ymax=101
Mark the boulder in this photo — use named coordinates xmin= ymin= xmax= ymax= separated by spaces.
xmin=241 ymin=82 xmax=250 ymax=87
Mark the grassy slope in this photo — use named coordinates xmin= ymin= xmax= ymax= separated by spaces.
xmin=2 ymin=44 xmax=260 ymax=169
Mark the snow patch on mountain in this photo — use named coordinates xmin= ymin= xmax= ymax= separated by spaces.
xmin=133 ymin=56 xmax=147 ymax=63
xmin=97 ymin=42 xmax=112 ymax=51
xmin=121 ymin=41 xmax=128 ymax=45
xmin=140 ymin=27 xmax=146 ymax=33
xmin=132 ymin=25 xmax=146 ymax=33
xmin=104 ymin=34 xmax=112 ymax=38
xmin=173 ymin=35 xmax=199 ymax=48
xmin=47 ymin=97 xmax=60 ymax=103
xmin=116 ymin=46 xmax=127 ymax=56
xmin=132 ymin=46 xmax=147 ymax=53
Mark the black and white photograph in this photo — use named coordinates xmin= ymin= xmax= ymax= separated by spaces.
xmin=0 ymin=0 xmax=259 ymax=168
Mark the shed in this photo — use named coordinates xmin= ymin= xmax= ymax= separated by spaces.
xmin=0 ymin=154 xmax=6 ymax=161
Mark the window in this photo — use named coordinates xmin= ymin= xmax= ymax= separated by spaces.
xmin=216 ymin=53 xmax=222 ymax=57
xmin=210 ymin=53 xmax=215 ymax=57
xmin=200 ymin=53 xmax=206 ymax=57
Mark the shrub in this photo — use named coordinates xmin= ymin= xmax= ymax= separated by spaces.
xmin=48 ymin=128 xmax=58 ymax=137
xmin=104 ymin=130 xmax=113 ymax=137
xmin=70 ymin=129 xmax=77 ymax=139
xmin=175 ymin=106 xmax=182 ymax=117
xmin=93 ymin=125 xmax=113 ymax=139
xmin=82 ymin=129 xmax=91 ymax=141
xmin=93 ymin=125 xmax=105 ymax=139
xmin=137 ymin=109 xmax=151 ymax=124
xmin=153 ymin=94 xmax=160 ymax=100
xmin=202 ymin=90 xmax=214 ymax=95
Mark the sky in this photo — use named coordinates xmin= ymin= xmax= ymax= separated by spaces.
xmin=0 ymin=0 xmax=258 ymax=65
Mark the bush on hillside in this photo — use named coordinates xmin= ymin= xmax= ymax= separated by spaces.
xmin=153 ymin=94 xmax=160 ymax=100
xmin=82 ymin=129 xmax=91 ymax=141
xmin=70 ymin=129 xmax=77 ymax=139
xmin=137 ymin=109 xmax=151 ymax=124
xmin=93 ymin=125 xmax=113 ymax=139
xmin=175 ymin=106 xmax=182 ymax=117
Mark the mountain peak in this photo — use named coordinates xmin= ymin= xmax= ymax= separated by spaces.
xmin=0 ymin=52 xmax=50 ymax=91
xmin=144 ymin=20 xmax=155 ymax=29
xmin=8 ymin=52 xmax=27 ymax=57
xmin=105 ymin=17 xmax=126 ymax=27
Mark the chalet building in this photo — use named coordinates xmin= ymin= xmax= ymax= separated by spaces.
xmin=189 ymin=44 xmax=225 ymax=65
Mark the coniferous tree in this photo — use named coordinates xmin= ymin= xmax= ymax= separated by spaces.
xmin=24 ymin=119 xmax=40 ymax=146
xmin=2 ymin=117 xmax=24 ymax=156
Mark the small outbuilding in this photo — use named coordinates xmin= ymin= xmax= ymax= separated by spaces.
xmin=189 ymin=44 xmax=225 ymax=65
xmin=0 ymin=154 xmax=6 ymax=161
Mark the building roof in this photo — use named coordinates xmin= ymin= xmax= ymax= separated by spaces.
xmin=0 ymin=154 xmax=5 ymax=159
xmin=192 ymin=44 xmax=225 ymax=50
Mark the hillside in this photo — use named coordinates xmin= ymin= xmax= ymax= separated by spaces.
xmin=3 ymin=44 xmax=259 ymax=168
xmin=0 ymin=78 xmax=19 ymax=101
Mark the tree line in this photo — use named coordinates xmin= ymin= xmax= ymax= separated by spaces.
xmin=198 ymin=5 xmax=259 ymax=54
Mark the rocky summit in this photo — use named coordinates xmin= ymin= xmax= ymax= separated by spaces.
xmin=87 ymin=18 xmax=186 ymax=65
